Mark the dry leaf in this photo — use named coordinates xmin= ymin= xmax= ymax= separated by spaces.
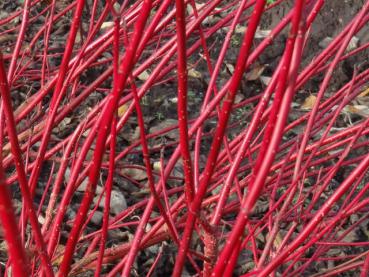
xmin=235 ymin=26 xmax=246 ymax=34
xmin=52 ymin=245 xmax=65 ymax=266
xmin=188 ymin=68 xmax=202 ymax=79
xmin=260 ymin=76 xmax=272 ymax=85
xmin=38 ymin=215 xmax=45 ymax=224
xmin=274 ymin=232 xmax=283 ymax=249
xmin=345 ymin=105 xmax=360 ymax=114
xmin=120 ymin=125 xmax=141 ymax=142
xmin=0 ymin=34 xmax=16 ymax=44
xmin=186 ymin=2 xmax=205 ymax=15
xmin=225 ymin=63 xmax=234 ymax=74
xmin=58 ymin=117 xmax=72 ymax=132
xmin=234 ymin=94 xmax=245 ymax=104
xmin=100 ymin=21 xmax=114 ymax=30
xmin=138 ymin=70 xmax=150 ymax=81
xmin=153 ymin=161 xmax=161 ymax=171
xmin=255 ymin=28 xmax=271 ymax=39
xmin=359 ymin=87 xmax=369 ymax=98
xmin=150 ymin=119 xmax=179 ymax=140
xmin=131 ymin=188 xmax=150 ymax=197
xmin=345 ymin=105 xmax=369 ymax=117
xmin=118 ymin=104 xmax=129 ymax=117
xmin=347 ymin=36 xmax=359 ymax=52
xmin=187 ymin=3 xmax=220 ymax=24
xmin=122 ymin=167 xmax=147 ymax=181
xmin=246 ymin=65 xmax=265 ymax=81
xmin=301 ymin=95 xmax=317 ymax=110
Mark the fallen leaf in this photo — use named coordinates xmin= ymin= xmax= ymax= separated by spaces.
xmin=301 ymin=95 xmax=317 ymax=110
xmin=345 ymin=105 xmax=369 ymax=117
xmin=186 ymin=2 xmax=205 ymax=15
xmin=138 ymin=70 xmax=150 ymax=81
xmin=122 ymin=167 xmax=147 ymax=181
xmin=255 ymin=28 xmax=271 ymax=39
xmin=235 ymin=25 xmax=246 ymax=34
xmin=225 ymin=63 xmax=234 ymax=74
xmin=260 ymin=76 xmax=272 ymax=85
xmin=38 ymin=215 xmax=45 ymax=224
xmin=0 ymin=34 xmax=16 ymax=44
xmin=131 ymin=188 xmax=151 ymax=197
xmin=246 ymin=65 xmax=265 ymax=81
xmin=118 ymin=104 xmax=129 ymax=117
xmin=186 ymin=3 xmax=220 ymax=24
xmin=150 ymin=119 xmax=179 ymax=140
xmin=58 ymin=117 xmax=72 ymax=132
xmin=52 ymin=245 xmax=65 ymax=266
xmin=274 ymin=232 xmax=283 ymax=249
xmin=153 ymin=161 xmax=161 ymax=171
xmin=359 ymin=87 xmax=369 ymax=98
xmin=347 ymin=36 xmax=359 ymax=52
xmin=234 ymin=94 xmax=245 ymax=104
xmin=120 ymin=125 xmax=140 ymax=142
xmin=100 ymin=21 xmax=114 ymax=30
xmin=188 ymin=68 xmax=202 ymax=79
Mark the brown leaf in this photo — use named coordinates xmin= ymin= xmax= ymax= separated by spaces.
xmin=359 ymin=87 xmax=369 ymax=98
xmin=188 ymin=68 xmax=202 ymax=79
xmin=246 ymin=65 xmax=265 ymax=81
xmin=0 ymin=34 xmax=16 ymax=44
xmin=150 ymin=119 xmax=179 ymax=140
xmin=118 ymin=103 xmax=129 ymax=117
xmin=137 ymin=70 xmax=150 ymax=81
xmin=122 ymin=167 xmax=147 ymax=181
xmin=301 ymin=95 xmax=317 ymax=110
xmin=52 ymin=245 xmax=65 ymax=266
xmin=345 ymin=105 xmax=369 ymax=117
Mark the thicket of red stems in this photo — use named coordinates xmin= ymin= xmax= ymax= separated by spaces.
xmin=2 ymin=0 xmax=369 ymax=276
